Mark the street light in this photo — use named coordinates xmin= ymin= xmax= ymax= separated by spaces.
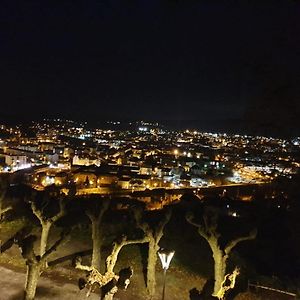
xmin=158 ymin=249 xmax=175 ymax=300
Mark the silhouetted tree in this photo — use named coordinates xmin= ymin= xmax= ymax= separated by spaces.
xmin=28 ymin=189 xmax=67 ymax=257
xmin=84 ymin=197 xmax=110 ymax=271
xmin=14 ymin=189 xmax=72 ymax=300
xmin=75 ymin=235 xmax=149 ymax=300
xmin=186 ymin=208 xmax=256 ymax=299
xmin=134 ymin=207 xmax=172 ymax=298
xmin=16 ymin=229 xmax=70 ymax=300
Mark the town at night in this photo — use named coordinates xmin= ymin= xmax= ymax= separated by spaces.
xmin=1 ymin=1 xmax=300 ymax=300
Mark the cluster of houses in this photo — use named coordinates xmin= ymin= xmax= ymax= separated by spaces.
xmin=3 ymin=121 xmax=293 ymax=192
xmin=0 ymin=141 xmax=231 ymax=191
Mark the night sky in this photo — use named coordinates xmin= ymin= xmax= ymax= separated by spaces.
xmin=1 ymin=1 xmax=300 ymax=134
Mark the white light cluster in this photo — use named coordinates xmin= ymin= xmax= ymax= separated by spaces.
xmin=158 ymin=250 xmax=175 ymax=270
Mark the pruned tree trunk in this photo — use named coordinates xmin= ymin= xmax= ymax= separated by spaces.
xmin=86 ymin=199 xmax=109 ymax=272
xmin=133 ymin=208 xmax=172 ymax=299
xmin=40 ymin=222 xmax=51 ymax=257
xmin=212 ymin=253 xmax=227 ymax=296
xmin=103 ymin=294 xmax=113 ymax=300
xmin=102 ymin=288 xmax=118 ymax=300
xmin=0 ymin=205 xmax=12 ymax=221
xmin=91 ymin=219 xmax=102 ymax=271
xmin=147 ymin=238 xmax=159 ymax=297
xmin=24 ymin=263 xmax=40 ymax=300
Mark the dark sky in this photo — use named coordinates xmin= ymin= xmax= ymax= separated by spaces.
xmin=1 ymin=0 xmax=300 ymax=131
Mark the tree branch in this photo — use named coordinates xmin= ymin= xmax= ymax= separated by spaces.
xmin=75 ymin=256 xmax=94 ymax=272
xmin=106 ymin=236 xmax=149 ymax=273
xmin=74 ymin=235 xmax=147 ymax=297
xmin=186 ymin=212 xmax=209 ymax=239
xmin=0 ymin=205 xmax=13 ymax=216
xmin=75 ymin=257 xmax=116 ymax=293
xmin=42 ymin=230 xmax=71 ymax=261
xmin=133 ymin=208 xmax=151 ymax=233
xmin=48 ymin=249 xmax=92 ymax=267
xmin=203 ymin=209 xmax=219 ymax=238
xmin=215 ymin=267 xmax=240 ymax=300
xmin=16 ymin=235 xmax=38 ymax=264
xmin=1 ymin=226 xmax=32 ymax=253
xmin=51 ymin=197 xmax=67 ymax=223
xmin=30 ymin=200 xmax=45 ymax=225
xmin=224 ymin=229 xmax=257 ymax=255
xmin=86 ymin=209 xmax=96 ymax=223
xmin=98 ymin=200 xmax=109 ymax=219
xmin=156 ymin=208 xmax=172 ymax=240
xmin=86 ymin=199 xmax=110 ymax=224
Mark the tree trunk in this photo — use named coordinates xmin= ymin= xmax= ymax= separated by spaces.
xmin=91 ymin=219 xmax=102 ymax=271
xmin=103 ymin=293 xmax=114 ymax=300
xmin=24 ymin=263 xmax=40 ymax=300
xmin=212 ymin=251 xmax=227 ymax=296
xmin=40 ymin=222 xmax=51 ymax=257
xmin=147 ymin=238 xmax=159 ymax=298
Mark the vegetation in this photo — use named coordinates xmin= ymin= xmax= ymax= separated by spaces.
xmin=19 ymin=189 xmax=72 ymax=300
xmin=186 ymin=207 xmax=256 ymax=299
xmin=75 ymin=235 xmax=148 ymax=300
xmin=1 ymin=179 xmax=300 ymax=299
xmin=133 ymin=206 xmax=172 ymax=299
xmin=83 ymin=197 xmax=110 ymax=271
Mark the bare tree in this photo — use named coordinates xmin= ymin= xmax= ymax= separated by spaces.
xmin=16 ymin=229 xmax=70 ymax=300
xmin=186 ymin=209 xmax=256 ymax=299
xmin=85 ymin=198 xmax=110 ymax=271
xmin=28 ymin=190 xmax=67 ymax=257
xmin=12 ymin=189 xmax=71 ymax=300
xmin=75 ymin=235 xmax=149 ymax=300
xmin=134 ymin=207 xmax=172 ymax=298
